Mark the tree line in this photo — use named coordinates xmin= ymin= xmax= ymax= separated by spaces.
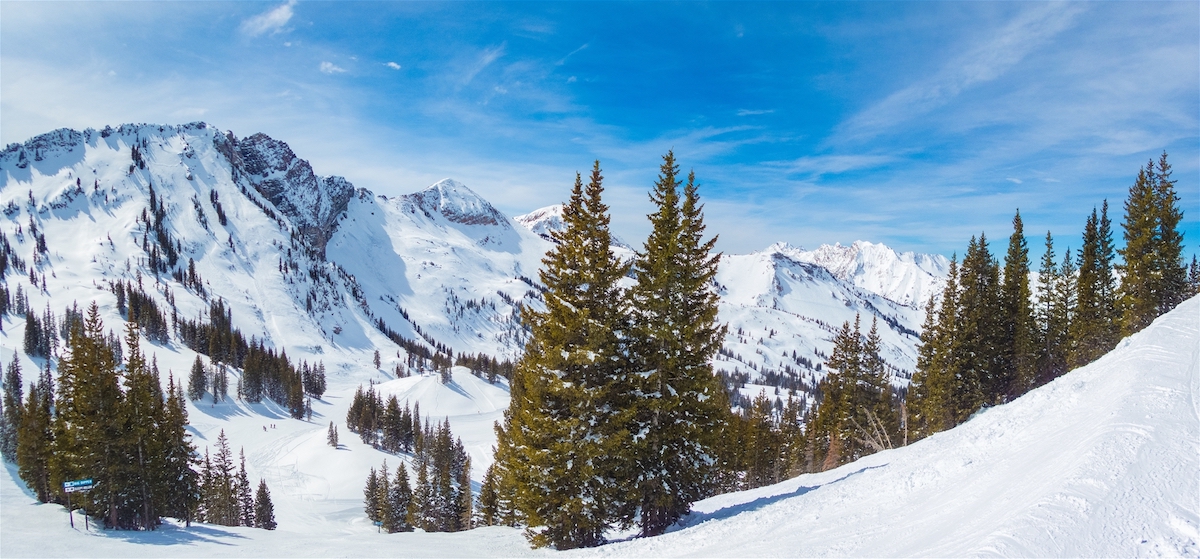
xmin=909 ymin=152 xmax=1195 ymax=439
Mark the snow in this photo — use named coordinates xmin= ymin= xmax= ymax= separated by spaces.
xmin=3 ymin=297 xmax=1196 ymax=557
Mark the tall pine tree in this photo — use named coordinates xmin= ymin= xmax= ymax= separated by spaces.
xmin=627 ymin=154 xmax=727 ymax=537
xmin=494 ymin=163 xmax=631 ymax=549
xmin=1000 ymin=211 xmax=1036 ymax=399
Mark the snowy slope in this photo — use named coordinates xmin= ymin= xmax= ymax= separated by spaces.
xmin=3 ymin=296 xmax=1195 ymax=557
xmin=575 ymin=295 xmax=1200 ymax=558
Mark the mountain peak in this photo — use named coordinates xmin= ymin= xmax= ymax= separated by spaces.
xmin=409 ymin=179 xmax=508 ymax=227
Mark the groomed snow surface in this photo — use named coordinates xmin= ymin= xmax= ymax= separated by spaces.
xmin=4 ymin=297 xmax=1198 ymax=557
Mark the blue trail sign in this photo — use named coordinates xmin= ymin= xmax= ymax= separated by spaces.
xmin=63 ymin=479 xmax=93 ymax=493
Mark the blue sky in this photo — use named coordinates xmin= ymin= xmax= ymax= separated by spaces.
xmin=2 ymin=1 xmax=1197 ymax=260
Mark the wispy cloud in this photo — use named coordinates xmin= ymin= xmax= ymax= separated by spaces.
xmin=319 ymin=61 xmax=345 ymax=74
xmin=737 ymin=109 xmax=774 ymax=117
xmin=771 ymin=154 xmax=898 ymax=177
xmin=460 ymin=44 xmax=506 ymax=86
xmin=1006 ymin=177 xmax=1023 ymax=184
xmin=240 ymin=0 xmax=296 ymax=37
xmin=556 ymin=43 xmax=588 ymax=66
xmin=386 ymin=62 xmax=401 ymax=70
xmin=838 ymin=3 xmax=1083 ymax=142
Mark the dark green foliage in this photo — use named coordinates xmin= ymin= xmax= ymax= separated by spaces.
xmin=805 ymin=316 xmax=900 ymax=471
xmin=1070 ymin=203 xmax=1119 ymax=367
xmin=187 ymin=356 xmax=207 ymax=401
xmin=17 ymin=377 xmax=53 ymax=503
xmin=113 ymin=280 xmax=169 ymax=343
xmin=1000 ymin=211 xmax=1037 ymax=398
xmin=1 ymin=353 xmax=21 ymax=461
xmin=346 ymin=385 xmax=416 ymax=453
xmin=384 ymin=462 xmax=414 ymax=533
xmin=1119 ymin=152 xmax=1188 ymax=334
xmin=627 ymin=155 xmax=728 ymax=537
xmin=327 ymin=421 xmax=339 ymax=448
xmin=1034 ymin=233 xmax=1070 ymax=385
xmin=254 ymin=479 xmax=276 ymax=530
xmin=197 ymin=431 xmax=238 ymax=526
xmin=496 ymin=163 xmax=633 ymax=548
xmin=38 ymin=305 xmax=196 ymax=529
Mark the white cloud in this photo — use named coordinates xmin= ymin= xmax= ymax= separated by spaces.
xmin=838 ymin=3 xmax=1083 ymax=142
xmin=239 ymin=0 xmax=296 ymax=37
xmin=556 ymin=43 xmax=588 ymax=66
xmin=777 ymin=154 xmax=898 ymax=177
xmin=319 ymin=61 xmax=346 ymax=74
xmin=1007 ymin=177 xmax=1023 ymax=184
xmin=460 ymin=44 xmax=506 ymax=86
xmin=566 ymin=76 xmax=577 ymax=83
xmin=737 ymin=109 xmax=774 ymax=116
xmin=386 ymin=62 xmax=401 ymax=70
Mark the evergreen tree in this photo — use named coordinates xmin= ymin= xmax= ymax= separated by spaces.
xmin=1120 ymin=153 xmax=1187 ymax=333
xmin=327 ymin=421 xmax=339 ymax=448
xmin=237 ymin=450 xmax=255 ymax=527
xmin=1071 ymin=204 xmax=1119 ymax=367
xmin=16 ymin=379 xmax=53 ymax=503
xmin=51 ymin=302 xmax=125 ymax=527
xmin=1 ymin=353 xmax=22 ymax=461
xmin=477 ymin=463 xmax=500 ymax=527
xmin=118 ymin=323 xmax=168 ymax=529
xmin=956 ymin=235 xmax=1001 ymax=413
xmin=1000 ymin=211 xmax=1036 ymax=399
xmin=494 ymin=163 xmax=632 ymax=549
xmin=627 ymin=154 xmax=727 ymax=537
xmin=254 ymin=479 xmax=276 ymax=530
xmin=910 ymin=256 xmax=962 ymax=437
xmin=385 ymin=462 xmax=414 ymax=533
xmin=364 ymin=466 xmax=381 ymax=524
xmin=187 ymin=356 xmax=207 ymax=401
xmin=1153 ymin=153 xmax=1187 ymax=314
xmin=161 ymin=373 xmax=198 ymax=525
xmin=1034 ymin=232 xmax=1068 ymax=385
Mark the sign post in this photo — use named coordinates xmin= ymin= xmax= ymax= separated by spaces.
xmin=63 ymin=479 xmax=94 ymax=530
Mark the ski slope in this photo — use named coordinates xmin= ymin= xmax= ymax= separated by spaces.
xmin=3 ymin=296 xmax=1196 ymax=557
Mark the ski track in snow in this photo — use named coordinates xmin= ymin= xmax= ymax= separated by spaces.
xmin=3 ymin=298 xmax=1197 ymax=557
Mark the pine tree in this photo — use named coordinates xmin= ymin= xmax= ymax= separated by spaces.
xmin=327 ymin=421 xmax=338 ymax=448
xmin=364 ymin=466 xmax=381 ymax=524
xmin=477 ymin=463 xmax=499 ymax=527
xmin=628 ymin=155 xmax=728 ymax=537
xmin=187 ymin=356 xmax=207 ymax=401
xmin=161 ymin=373 xmax=198 ymax=525
xmin=957 ymin=235 xmax=1001 ymax=413
xmin=51 ymin=302 xmax=126 ymax=527
xmin=386 ymin=462 xmax=413 ymax=533
xmin=494 ymin=163 xmax=632 ymax=549
xmin=1000 ymin=211 xmax=1036 ymax=399
xmin=1153 ymin=153 xmax=1188 ymax=314
xmin=17 ymin=379 xmax=53 ymax=503
xmin=1 ymin=353 xmax=22 ymax=461
xmin=1034 ymin=232 xmax=1068 ymax=385
xmin=237 ymin=449 xmax=255 ymax=527
xmin=1071 ymin=204 xmax=1119 ymax=367
xmin=119 ymin=323 xmax=168 ymax=529
xmin=254 ymin=479 xmax=276 ymax=530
